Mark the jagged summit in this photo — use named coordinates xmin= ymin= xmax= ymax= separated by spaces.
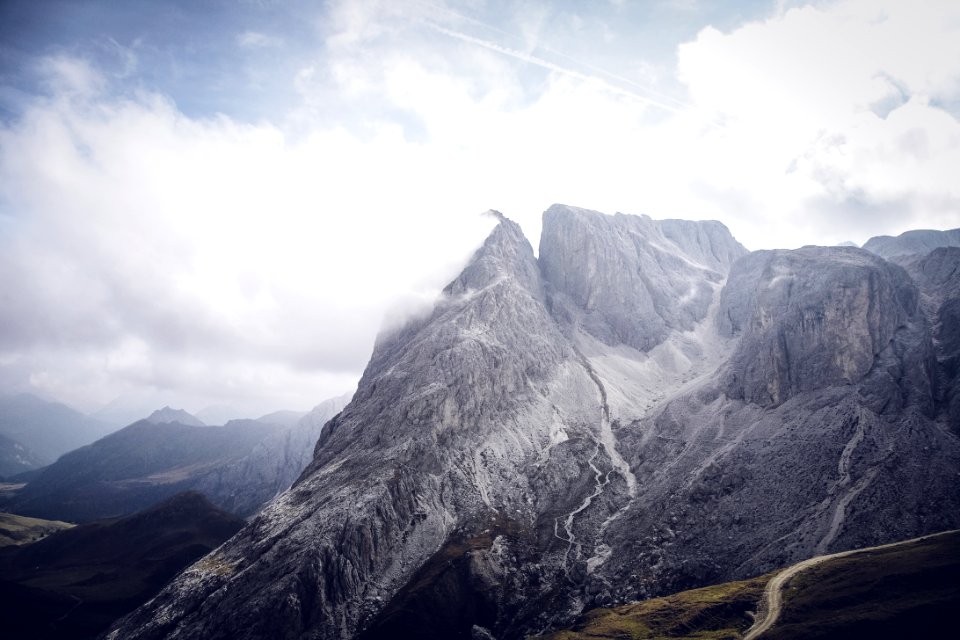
xmin=145 ymin=406 xmax=205 ymax=426
xmin=444 ymin=210 xmax=541 ymax=297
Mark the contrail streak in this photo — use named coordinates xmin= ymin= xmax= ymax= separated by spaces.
xmin=424 ymin=22 xmax=687 ymax=116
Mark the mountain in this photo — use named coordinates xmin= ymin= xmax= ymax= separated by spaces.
xmin=106 ymin=206 xmax=960 ymax=640
xmin=0 ymin=491 xmax=244 ymax=640
xmin=145 ymin=407 xmax=205 ymax=426
xmin=544 ymin=529 xmax=959 ymax=639
xmin=862 ymin=227 xmax=960 ymax=259
xmin=0 ymin=431 xmax=46 ymax=478
xmin=2 ymin=394 xmax=352 ymax=522
xmin=0 ymin=393 xmax=114 ymax=466
xmin=189 ymin=393 xmax=352 ymax=517
xmin=3 ymin=419 xmax=276 ymax=522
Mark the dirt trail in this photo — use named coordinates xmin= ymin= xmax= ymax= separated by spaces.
xmin=743 ymin=529 xmax=958 ymax=639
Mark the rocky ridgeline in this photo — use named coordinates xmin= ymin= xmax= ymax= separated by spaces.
xmin=108 ymin=207 xmax=960 ymax=640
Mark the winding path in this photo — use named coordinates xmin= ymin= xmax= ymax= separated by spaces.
xmin=743 ymin=530 xmax=957 ymax=639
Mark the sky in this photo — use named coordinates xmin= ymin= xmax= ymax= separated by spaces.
xmin=0 ymin=0 xmax=958 ymax=422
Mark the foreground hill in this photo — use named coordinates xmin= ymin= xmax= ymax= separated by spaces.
xmin=107 ymin=207 xmax=960 ymax=640
xmin=543 ymin=530 xmax=959 ymax=639
xmin=0 ymin=491 xmax=243 ymax=640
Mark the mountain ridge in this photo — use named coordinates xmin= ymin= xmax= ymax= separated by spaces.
xmin=106 ymin=206 xmax=960 ymax=640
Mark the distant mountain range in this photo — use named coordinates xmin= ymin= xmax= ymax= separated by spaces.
xmin=862 ymin=227 xmax=960 ymax=259
xmin=0 ymin=431 xmax=47 ymax=477
xmin=2 ymin=394 xmax=351 ymax=522
xmin=145 ymin=406 xmax=206 ymax=426
xmin=0 ymin=394 xmax=115 ymax=476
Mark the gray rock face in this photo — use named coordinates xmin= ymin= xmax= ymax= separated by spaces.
xmin=107 ymin=208 xmax=960 ymax=640
xmin=539 ymin=204 xmax=747 ymax=351
xmin=895 ymin=247 xmax=960 ymax=433
xmin=718 ymin=247 xmax=930 ymax=410
xmin=193 ymin=394 xmax=352 ymax=516
xmin=862 ymin=227 xmax=960 ymax=259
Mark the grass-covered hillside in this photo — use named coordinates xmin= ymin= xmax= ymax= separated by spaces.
xmin=541 ymin=530 xmax=959 ymax=639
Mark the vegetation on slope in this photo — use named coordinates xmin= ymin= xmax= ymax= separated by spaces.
xmin=539 ymin=574 xmax=769 ymax=640
xmin=0 ymin=490 xmax=243 ymax=640
xmin=541 ymin=530 xmax=959 ymax=640
xmin=0 ymin=512 xmax=73 ymax=547
xmin=765 ymin=530 xmax=960 ymax=639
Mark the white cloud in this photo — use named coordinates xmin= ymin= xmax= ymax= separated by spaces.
xmin=36 ymin=55 xmax=107 ymax=97
xmin=237 ymin=31 xmax=283 ymax=48
xmin=0 ymin=81 xmax=496 ymax=413
xmin=672 ymin=0 xmax=960 ymax=246
xmin=2 ymin=0 xmax=959 ymax=415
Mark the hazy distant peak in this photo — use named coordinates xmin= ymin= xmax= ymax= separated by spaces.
xmin=836 ymin=240 xmax=859 ymax=247
xmin=255 ymin=410 xmax=309 ymax=428
xmin=863 ymin=227 xmax=960 ymax=259
xmin=145 ymin=406 xmax=205 ymax=427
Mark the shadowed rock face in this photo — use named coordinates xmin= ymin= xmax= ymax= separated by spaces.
xmin=107 ymin=207 xmax=960 ymax=640
xmin=895 ymin=247 xmax=960 ymax=433
xmin=718 ymin=247 xmax=931 ymax=410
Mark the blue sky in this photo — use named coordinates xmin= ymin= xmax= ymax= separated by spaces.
xmin=1 ymin=0 xmax=958 ymax=419
xmin=1 ymin=0 xmax=778 ymax=122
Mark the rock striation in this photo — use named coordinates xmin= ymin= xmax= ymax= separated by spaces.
xmin=107 ymin=206 xmax=960 ymax=640
xmin=718 ymin=246 xmax=931 ymax=411
xmin=540 ymin=204 xmax=746 ymax=351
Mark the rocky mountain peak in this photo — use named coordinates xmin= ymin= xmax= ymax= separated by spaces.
xmin=539 ymin=204 xmax=747 ymax=351
xmin=443 ymin=210 xmax=543 ymax=298
xmin=145 ymin=407 xmax=205 ymax=426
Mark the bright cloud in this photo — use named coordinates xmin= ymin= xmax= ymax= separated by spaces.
xmin=0 ymin=0 xmax=957 ymax=419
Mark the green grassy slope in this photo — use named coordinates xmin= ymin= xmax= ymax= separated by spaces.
xmin=540 ymin=574 xmax=770 ymax=640
xmin=765 ymin=531 xmax=960 ymax=639
xmin=540 ymin=530 xmax=959 ymax=640
xmin=0 ymin=512 xmax=73 ymax=547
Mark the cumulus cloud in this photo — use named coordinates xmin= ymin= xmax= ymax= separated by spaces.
xmin=0 ymin=55 xmax=496 ymax=415
xmin=674 ymin=0 xmax=960 ymax=245
xmin=1 ymin=0 xmax=958 ymax=418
